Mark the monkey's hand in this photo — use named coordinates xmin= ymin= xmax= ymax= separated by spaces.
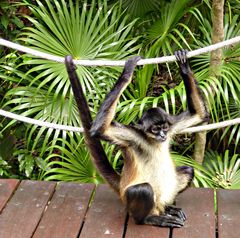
xmin=122 ymin=56 xmax=142 ymax=82
xmin=175 ymin=49 xmax=191 ymax=75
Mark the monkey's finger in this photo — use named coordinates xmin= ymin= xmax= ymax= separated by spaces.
xmin=178 ymin=209 xmax=187 ymax=221
xmin=175 ymin=49 xmax=190 ymax=64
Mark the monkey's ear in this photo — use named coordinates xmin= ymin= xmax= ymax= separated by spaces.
xmin=136 ymin=118 xmax=148 ymax=131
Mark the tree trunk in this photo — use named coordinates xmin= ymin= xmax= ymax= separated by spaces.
xmin=193 ymin=0 xmax=225 ymax=164
xmin=210 ymin=0 xmax=225 ymax=76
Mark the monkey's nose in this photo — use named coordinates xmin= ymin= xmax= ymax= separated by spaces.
xmin=159 ymin=131 xmax=167 ymax=141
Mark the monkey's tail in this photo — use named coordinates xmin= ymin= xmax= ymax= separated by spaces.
xmin=65 ymin=56 xmax=120 ymax=193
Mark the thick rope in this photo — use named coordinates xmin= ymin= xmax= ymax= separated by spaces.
xmin=0 ymin=37 xmax=240 ymax=133
xmin=0 ymin=109 xmax=239 ymax=133
xmin=0 ymin=36 xmax=240 ymax=66
xmin=0 ymin=109 xmax=83 ymax=133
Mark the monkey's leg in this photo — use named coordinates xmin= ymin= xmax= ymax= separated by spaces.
xmin=126 ymin=183 xmax=154 ymax=224
xmin=125 ymin=183 xmax=184 ymax=228
xmin=162 ymin=166 xmax=194 ymax=223
xmin=176 ymin=166 xmax=194 ymax=193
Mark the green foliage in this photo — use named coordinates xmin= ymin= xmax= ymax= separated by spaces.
xmin=172 ymin=153 xmax=214 ymax=188
xmin=135 ymin=0 xmax=196 ymax=98
xmin=16 ymin=150 xmax=35 ymax=178
xmin=121 ymin=0 xmax=161 ymax=17
xmin=0 ymin=156 xmax=11 ymax=177
xmin=189 ymin=13 xmax=240 ymax=151
xmin=203 ymin=150 xmax=240 ymax=189
xmin=3 ymin=0 xmax=140 ymax=156
xmin=173 ymin=150 xmax=240 ymax=189
xmin=0 ymin=1 xmax=26 ymax=56
xmin=42 ymin=134 xmax=103 ymax=183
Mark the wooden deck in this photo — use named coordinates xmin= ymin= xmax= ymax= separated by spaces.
xmin=0 ymin=179 xmax=239 ymax=238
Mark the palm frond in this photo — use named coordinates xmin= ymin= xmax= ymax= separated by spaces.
xmin=3 ymin=0 xmax=140 ymax=157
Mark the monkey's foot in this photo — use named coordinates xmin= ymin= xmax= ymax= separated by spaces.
xmin=165 ymin=205 xmax=187 ymax=222
xmin=142 ymin=214 xmax=184 ymax=228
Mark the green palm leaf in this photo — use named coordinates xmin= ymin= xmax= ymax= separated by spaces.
xmin=4 ymin=0 xmax=140 ymax=158
xmin=203 ymin=150 xmax=240 ymax=189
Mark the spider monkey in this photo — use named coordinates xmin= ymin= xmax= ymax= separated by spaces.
xmin=65 ymin=50 xmax=208 ymax=228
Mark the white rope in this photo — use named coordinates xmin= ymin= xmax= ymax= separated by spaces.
xmin=0 ymin=109 xmax=83 ymax=133
xmin=180 ymin=118 xmax=240 ymax=134
xmin=0 ymin=109 xmax=239 ymax=133
xmin=0 ymin=37 xmax=240 ymax=132
xmin=0 ymin=36 xmax=240 ymax=66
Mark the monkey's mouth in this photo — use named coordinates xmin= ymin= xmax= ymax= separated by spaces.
xmin=158 ymin=138 xmax=167 ymax=142
xmin=156 ymin=133 xmax=167 ymax=142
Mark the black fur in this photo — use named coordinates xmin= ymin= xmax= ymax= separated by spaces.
xmin=143 ymin=214 xmax=184 ymax=228
xmin=126 ymin=184 xmax=185 ymax=228
xmin=138 ymin=108 xmax=174 ymax=131
xmin=126 ymin=183 xmax=154 ymax=224
xmin=165 ymin=205 xmax=187 ymax=221
xmin=65 ymin=55 xmax=120 ymax=192
xmin=175 ymin=50 xmax=208 ymax=118
xmin=176 ymin=166 xmax=194 ymax=193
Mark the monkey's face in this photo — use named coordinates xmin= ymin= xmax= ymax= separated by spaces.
xmin=138 ymin=108 xmax=172 ymax=142
xmin=148 ymin=122 xmax=170 ymax=142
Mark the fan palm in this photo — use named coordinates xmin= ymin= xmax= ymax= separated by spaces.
xmin=3 ymin=0 xmax=141 ymax=157
xmin=203 ymin=150 xmax=240 ymax=189
xmin=42 ymin=134 xmax=103 ymax=183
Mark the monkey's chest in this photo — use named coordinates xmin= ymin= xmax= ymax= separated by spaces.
xmin=132 ymin=152 xmax=178 ymax=206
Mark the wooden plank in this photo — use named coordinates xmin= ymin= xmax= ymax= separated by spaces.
xmin=172 ymin=188 xmax=215 ymax=238
xmin=217 ymin=189 xmax=240 ymax=238
xmin=125 ymin=216 xmax=169 ymax=238
xmin=33 ymin=183 xmax=95 ymax=238
xmin=80 ymin=184 xmax=126 ymax=238
xmin=0 ymin=179 xmax=19 ymax=212
xmin=0 ymin=180 xmax=56 ymax=238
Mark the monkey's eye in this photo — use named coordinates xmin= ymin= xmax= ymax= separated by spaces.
xmin=150 ymin=125 xmax=161 ymax=134
xmin=162 ymin=123 xmax=169 ymax=131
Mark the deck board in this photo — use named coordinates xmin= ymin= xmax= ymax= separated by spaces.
xmin=0 ymin=179 xmax=239 ymax=238
xmin=125 ymin=216 xmax=170 ymax=238
xmin=217 ymin=189 xmax=240 ymax=238
xmin=173 ymin=188 xmax=215 ymax=238
xmin=33 ymin=183 xmax=95 ymax=238
xmin=0 ymin=180 xmax=56 ymax=238
xmin=80 ymin=185 xmax=126 ymax=238
xmin=0 ymin=179 xmax=19 ymax=212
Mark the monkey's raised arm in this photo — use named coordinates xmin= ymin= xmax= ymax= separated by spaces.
xmin=172 ymin=50 xmax=209 ymax=133
xmin=65 ymin=55 xmax=120 ymax=192
xmin=90 ymin=56 xmax=141 ymax=145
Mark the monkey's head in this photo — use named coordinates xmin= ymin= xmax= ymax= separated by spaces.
xmin=138 ymin=107 xmax=173 ymax=142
